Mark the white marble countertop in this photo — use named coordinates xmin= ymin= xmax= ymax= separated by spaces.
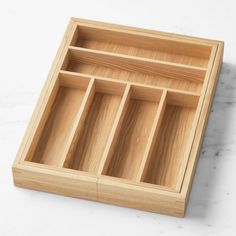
xmin=0 ymin=0 xmax=235 ymax=235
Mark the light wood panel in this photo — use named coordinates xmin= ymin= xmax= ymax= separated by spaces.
xmin=59 ymin=70 xmax=202 ymax=97
xmin=136 ymin=90 xmax=167 ymax=182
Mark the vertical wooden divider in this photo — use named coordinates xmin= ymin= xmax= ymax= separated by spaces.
xmin=135 ymin=90 xmax=167 ymax=182
xmin=60 ymin=78 xmax=96 ymax=168
xmin=97 ymin=84 xmax=131 ymax=175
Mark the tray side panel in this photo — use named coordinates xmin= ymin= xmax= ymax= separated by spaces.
xmin=181 ymin=42 xmax=224 ymax=214
xmin=97 ymin=177 xmax=185 ymax=217
xmin=13 ymin=163 xmax=98 ymax=201
xmin=13 ymin=19 xmax=77 ymax=166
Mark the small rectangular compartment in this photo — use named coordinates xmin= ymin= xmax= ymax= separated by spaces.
xmin=141 ymin=92 xmax=199 ymax=190
xmin=25 ymin=76 xmax=90 ymax=167
xmin=102 ymin=86 xmax=162 ymax=181
xmin=63 ymin=79 xmax=126 ymax=174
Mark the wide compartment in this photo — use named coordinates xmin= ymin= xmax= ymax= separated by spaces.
xmin=102 ymin=86 xmax=162 ymax=181
xmin=63 ymin=79 xmax=126 ymax=174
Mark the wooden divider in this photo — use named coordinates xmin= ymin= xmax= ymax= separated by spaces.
xmin=97 ymin=84 xmax=131 ymax=174
xmin=59 ymin=70 xmax=202 ymax=97
xmin=62 ymin=78 xmax=96 ymax=168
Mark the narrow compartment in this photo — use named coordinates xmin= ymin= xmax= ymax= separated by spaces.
xmin=61 ymin=48 xmax=205 ymax=93
xmin=63 ymin=79 xmax=126 ymax=173
xmin=28 ymin=76 xmax=90 ymax=167
xmin=141 ymin=92 xmax=199 ymax=189
xmin=72 ymin=25 xmax=211 ymax=68
xmin=102 ymin=86 xmax=162 ymax=181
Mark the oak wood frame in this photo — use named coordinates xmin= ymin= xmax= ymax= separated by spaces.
xmin=12 ymin=18 xmax=224 ymax=217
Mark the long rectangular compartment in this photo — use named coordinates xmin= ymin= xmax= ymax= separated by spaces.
xmin=71 ymin=25 xmax=211 ymax=68
xmin=13 ymin=18 xmax=223 ymax=217
xmin=140 ymin=91 xmax=199 ymax=190
xmin=61 ymin=47 xmax=205 ymax=93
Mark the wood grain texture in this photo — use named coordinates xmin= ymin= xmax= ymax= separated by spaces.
xmin=136 ymin=90 xmax=167 ymax=182
xmin=13 ymin=162 xmax=98 ymax=201
xmin=69 ymin=46 xmax=206 ymax=82
xmin=65 ymin=47 xmax=204 ymax=93
xmin=79 ymin=39 xmax=208 ymax=67
xmin=143 ymin=105 xmax=196 ymax=189
xmin=12 ymin=18 xmax=223 ymax=217
xmin=73 ymin=25 xmax=211 ymax=62
xmin=67 ymin=92 xmax=122 ymax=173
xmin=30 ymin=87 xmax=85 ymax=167
xmin=97 ymin=176 xmax=185 ymax=217
xmin=104 ymin=98 xmax=159 ymax=180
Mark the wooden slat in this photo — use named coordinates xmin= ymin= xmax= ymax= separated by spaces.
xmin=62 ymin=78 xmax=95 ymax=168
xmin=59 ymin=70 xmax=201 ymax=97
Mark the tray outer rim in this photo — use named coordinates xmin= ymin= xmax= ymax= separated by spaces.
xmin=12 ymin=18 xmax=224 ymax=217
xmin=181 ymin=41 xmax=224 ymax=212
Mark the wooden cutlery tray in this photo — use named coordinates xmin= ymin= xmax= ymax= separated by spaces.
xmin=12 ymin=18 xmax=223 ymax=217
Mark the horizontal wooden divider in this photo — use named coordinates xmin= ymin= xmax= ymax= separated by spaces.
xmin=62 ymin=78 xmax=96 ymax=168
xmin=97 ymin=84 xmax=131 ymax=174
xmin=59 ymin=70 xmax=202 ymax=97
xmin=67 ymin=46 xmax=207 ymax=83
xmin=135 ymin=90 xmax=167 ymax=182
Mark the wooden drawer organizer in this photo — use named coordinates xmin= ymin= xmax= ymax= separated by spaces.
xmin=12 ymin=18 xmax=223 ymax=217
